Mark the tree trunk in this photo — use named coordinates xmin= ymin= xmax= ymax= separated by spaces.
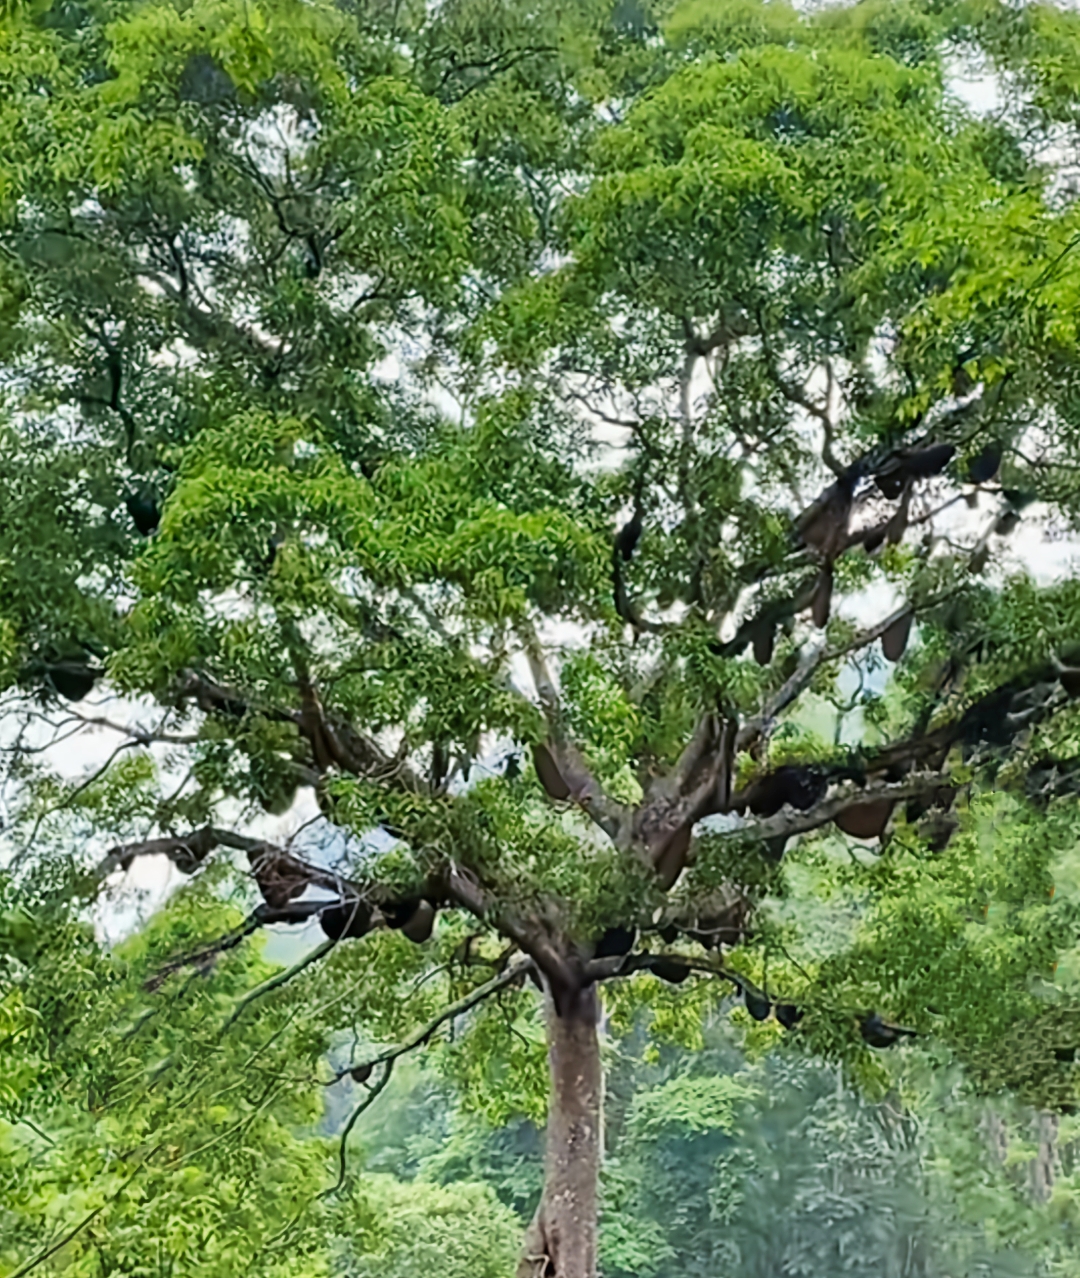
xmin=1030 ymin=1110 xmax=1060 ymax=1203
xmin=517 ymin=983 xmax=602 ymax=1278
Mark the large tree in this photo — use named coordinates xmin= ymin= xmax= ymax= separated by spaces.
xmin=10 ymin=0 xmax=1080 ymax=1273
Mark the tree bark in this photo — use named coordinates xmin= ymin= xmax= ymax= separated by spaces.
xmin=1030 ymin=1110 xmax=1060 ymax=1204
xmin=517 ymin=984 xmax=602 ymax=1278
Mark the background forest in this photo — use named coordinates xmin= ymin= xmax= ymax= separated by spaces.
xmin=11 ymin=0 xmax=1080 ymax=1273
xmin=8 ymin=886 xmax=1080 ymax=1278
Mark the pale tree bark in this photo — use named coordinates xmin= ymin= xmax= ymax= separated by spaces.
xmin=1030 ymin=1110 xmax=1060 ymax=1204
xmin=518 ymin=985 xmax=603 ymax=1278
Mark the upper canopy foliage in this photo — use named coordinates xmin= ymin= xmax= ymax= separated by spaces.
xmin=9 ymin=0 xmax=1080 ymax=1195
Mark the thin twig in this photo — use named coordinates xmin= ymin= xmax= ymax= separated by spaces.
xmin=319 ymin=1062 xmax=396 ymax=1198
xmin=16 ymin=739 xmax=139 ymax=870
xmin=68 ymin=712 xmax=201 ymax=744
xmin=8 ymin=1146 xmax=163 ymax=1278
xmin=325 ymin=959 xmax=536 ymax=1085
xmin=220 ymin=938 xmax=337 ymax=1033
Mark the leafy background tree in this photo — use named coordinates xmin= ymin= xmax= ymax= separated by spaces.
xmin=10 ymin=0 xmax=1080 ymax=1274
xmin=9 ymin=879 xmax=1080 ymax=1276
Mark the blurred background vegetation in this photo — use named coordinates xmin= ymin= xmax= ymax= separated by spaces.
xmin=6 ymin=845 xmax=1080 ymax=1278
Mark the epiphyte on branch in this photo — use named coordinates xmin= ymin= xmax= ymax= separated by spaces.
xmin=741 ymin=980 xmax=772 ymax=1022
xmin=400 ymin=899 xmax=436 ymax=944
xmin=873 ymin=443 xmax=955 ymax=497
xmin=860 ymin=1011 xmax=916 ymax=1048
xmin=594 ymin=926 xmax=637 ymax=958
xmin=125 ymin=486 xmax=161 ymax=536
xmin=380 ymin=897 xmax=424 ymax=929
xmin=811 ymin=565 xmax=833 ymax=629
xmin=881 ymin=611 xmax=913 ymax=663
xmin=254 ymin=900 xmax=325 ymax=926
xmin=967 ymin=444 xmax=1001 ymax=484
xmin=775 ymin=1003 xmax=804 ymax=1030
xmin=320 ymin=900 xmax=374 ymax=941
xmin=614 ymin=506 xmax=643 ymax=562
xmin=795 ymin=475 xmax=854 ymax=558
xmin=834 ymin=799 xmax=894 ymax=839
xmin=761 ymin=834 xmax=789 ymax=862
xmin=46 ymin=661 xmax=98 ymax=702
xmin=750 ymin=615 xmax=776 ymax=666
xmin=744 ymin=764 xmax=829 ymax=817
xmin=655 ymin=825 xmax=691 ymax=890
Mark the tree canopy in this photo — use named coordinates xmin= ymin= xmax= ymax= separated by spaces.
xmin=10 ymin=0 xmax=1080 ymax=1273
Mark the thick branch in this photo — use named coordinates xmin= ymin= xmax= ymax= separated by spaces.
xmin=103 ymin=829 xmax=579 ymax=996
xmin=733 ymin=590 xmax=957 ymax=756
xmin=97 ymin=827 xmax=226 ymax=878
xmin=102 ymin=827 xmax=380 ymax=928
xmin=730 ymin=772 xmax=952 ymax=844
xmin=68 ymin=712 xmax=202 ymax=746
xmin=636 ymin=714 xmax=738 ymax=885
xmin=222 ymin=938 xmax=338 ymax=1030
xmin=582 ymin=951 xmax=738 ymax=986
xmin=635 ymin=650 xmax=1067 ymax=897
xmin=734 ymin=635 xmax=827 ymax=754
xmin=446 ymin=864 xmax=578 ymax=992
xmin=174 ymin=668 xmax=425 ymax=791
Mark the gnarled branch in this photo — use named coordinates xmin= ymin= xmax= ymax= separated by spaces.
xmin=519 ymin=626 xmax=630 ymax=842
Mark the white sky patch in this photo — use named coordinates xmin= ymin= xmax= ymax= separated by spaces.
xmin=371 ymin=346 xmax=465 ymax=424
xmin=945 ymin=52 xmax=1003 ymax=118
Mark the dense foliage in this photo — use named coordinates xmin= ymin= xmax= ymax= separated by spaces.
xmin=8 ymin=888 xmax=1080 ymax=1276
xmin=11 ymin=0 xmax=1080 ymax=1272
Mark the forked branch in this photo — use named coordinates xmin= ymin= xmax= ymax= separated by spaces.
xmin=519 ymin=625 xmax=630 ymax=841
